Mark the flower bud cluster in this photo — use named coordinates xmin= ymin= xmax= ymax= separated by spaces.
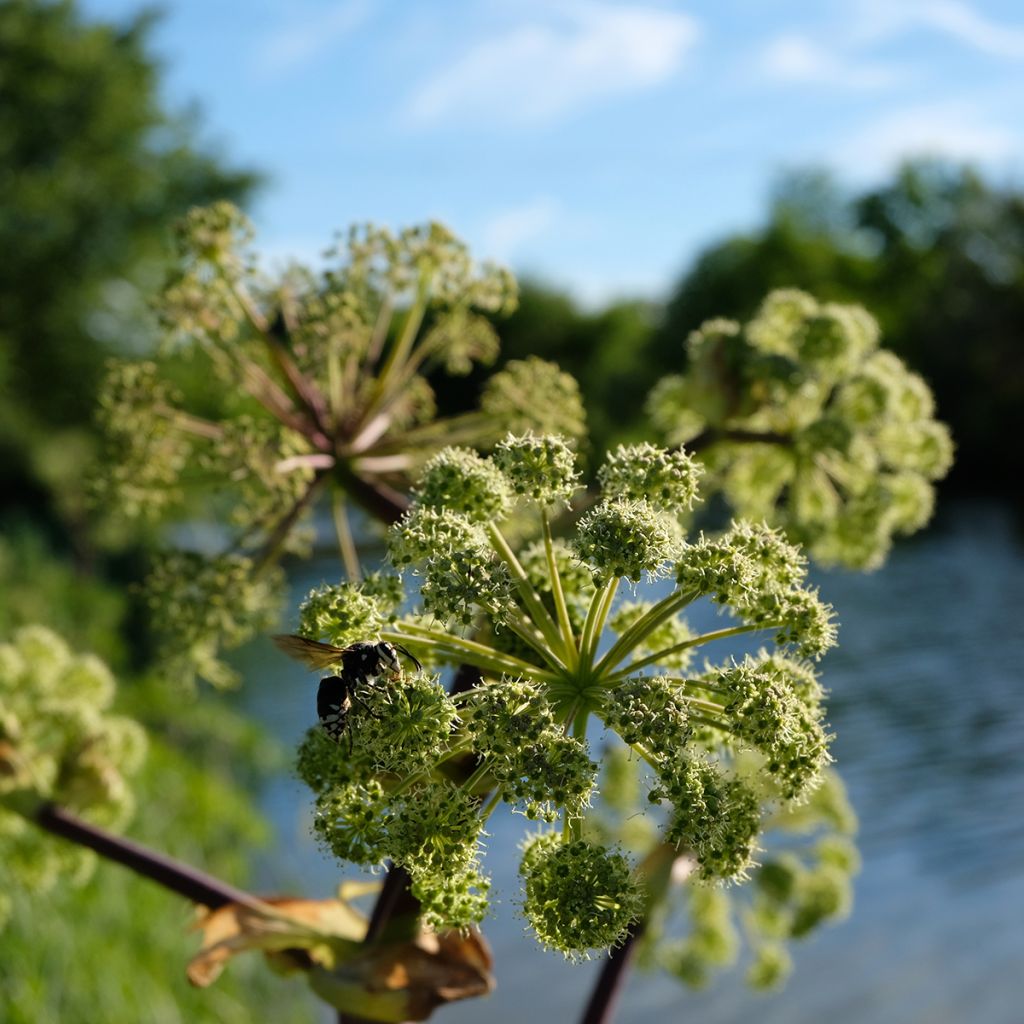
xmin=707 ymin=658 xmax=830 ymax=800
xmin=461 ymin=678 xmax=596 ymax=820
xmin=652 ymin=756 xmax=761 ymax=881
xmin=415 ymin=448 xmax=512 ymax=521
xmin=298 ymin=579 xmax=395 ymax=648
xmin=628 ymin=764 xmax=858 ymax=995
xmin=602 ymin=676 xmax=691 ymax=752
xmin=519 ymin=834 xmax=644 ymax=958
xmin=658 ymin=887 xmax=738 ymax=988
xmin=647 ymin=288 xmax=953 ymax=568
xmin=493 ymin=434 xmax=581 ymax=507
xmin=677 ymin=522 xmax=836 ymax=658
xmin=304 ymin=436 xmax=845 ymax=953
xmin=480 ymin=357 xmax=588 ymax=441
xmin=575 ymin=498 xmax=682 ymax=584
xmin=94 ymin=361 xmax=191 ymax=519
xmin=143 ymin=552 xmax=283 ymax=689
xmin=0 ymin=627 xmax=146 ymax=906
xmin=598 ymin=442 xmax=703 ymax=513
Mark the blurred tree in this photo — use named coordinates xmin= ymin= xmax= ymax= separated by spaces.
xmin=656 ymin=161 xmax=1024 ymax=499
xmin=0 ymin=0 xmax=258 ymax=534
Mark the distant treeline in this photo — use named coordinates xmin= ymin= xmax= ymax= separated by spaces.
xmin=445 ymin=161 xmax=1023 ymax=500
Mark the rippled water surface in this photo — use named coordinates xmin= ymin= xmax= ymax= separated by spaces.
xmin=235 ymin=501 xmax=1024 ymax=1024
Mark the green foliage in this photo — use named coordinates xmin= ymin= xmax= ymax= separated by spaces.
xmin=0 ymin=0 xmax=256 ymax=529
xmin=0 ymin=694 xmax=319 ymax=1024
xmin=657 ymin=160 xmax=1020 ymax=499
xmin=0 ymin=628 xmax=147 ymax=882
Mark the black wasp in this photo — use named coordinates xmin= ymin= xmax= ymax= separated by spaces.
xmin=272 ymin=635 xmax=420 ymax=743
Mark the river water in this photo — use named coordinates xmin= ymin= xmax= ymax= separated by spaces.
xmin=234 ymin=500 xmax=1024 ymax=1024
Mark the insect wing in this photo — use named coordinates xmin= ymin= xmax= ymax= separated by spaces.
xmin=272 ymin=634 xmax=348 ymax=671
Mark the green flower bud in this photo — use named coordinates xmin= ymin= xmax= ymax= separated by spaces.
xmin=346 ymin=673 xmax=458 ymax=776
xmin=712 ymin=662 xmax=831 ymax=800
xmin=602 ymin=676 xmax=692 ymax=755
xmin=661 ymin=886 xmax=739 ymax=987
xmin=414 ymin=447 xmax=511 ymax=522
xmin=654 ymin=757 xmax=761 ymax=881
xmin=59 ymin=654 xmax=116 ymax=712
xmin=675 ymin=537 xmax=756 ymax=602
xmin=420 ymin=308 xmax=499 ymax=376
xmin=492 ymin=433 xmax=580 ymax=507
xmin=419 ymin=544 xmax=515 ymax=626
xmin=790 ymin=864 xmax=852 ymax=937
xmin=314 ymin=779 xmax=389 ymax=865
xmin=746 ymin=942 xmax=792 ymax=990
xmin=388 ymin=507 xmax=486 ymax=569
xmin=491 ymin=728 xmax=597 ymax=821
xmin=575 ymin=499 xmax=682 ymax=584
xmin=144 ymin=552 xmax=284 ymax=689
xmin=878 ymin=420 xmax=955 ymax=479
xmin=0 ymin=628 xmax=146 ymax=892
xmin=389 ymin=781 xmax=484 ymax=877
xmin=519 ymin=835 xmax=643 ymax=957
xmin=298 ymin=582 xmax=387 ymax=647
xmin=481 ymin=357 xmax=587 ymax=441
xmin=599 ymin=443 xmax=703 ymax=513
xmin=174 ymin=200 xmax=254 ymax=265
xmin=463 ymin=677 xmax=556 ymax=750
xmin=296 ymin=726 xmax=356 ymax=794
xmin=410 ymin=864 xmax=491 ymax=931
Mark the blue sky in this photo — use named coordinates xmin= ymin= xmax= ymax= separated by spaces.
xmin=84 ymin=0 xmax=1024 ymax=304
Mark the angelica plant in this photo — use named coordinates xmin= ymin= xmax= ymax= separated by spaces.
xmin=648 ymin=289 xmax=954 ymax=568
xmin=94 ymin=204 xmax=586 ymax=687
xmin=292 ymin=435 xmax=838 ymax=960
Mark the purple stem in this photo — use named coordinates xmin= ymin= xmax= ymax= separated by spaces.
xmin=33 ymin=802 xmax=255 ymax=909
xmin=578 ymin=922 xmax=646 ymax=1024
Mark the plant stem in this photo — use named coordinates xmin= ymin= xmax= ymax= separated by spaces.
xmin=606 ymin=622 xmax=779 ymax=682
xmin=32 ymin=803 xmax=257 ymax=910
xmin=486 ymin=523 xmax=568 ymax=662
xmin=332 ymin=490 xmax=361 ymax=581
xmin=381 ymin=625 xmax=559 ymax=683
xmin=577 ymin=921 xmax=646 ymax=1024
xmin=687 ymin=427 xmax=791 ymax=453
xmin=543 ymin=512 xmax=578 ymax=669
xmin=593 ymin=588 xmax=696 ymax=678
xmin=252 ymin=473 xmax=328 ymax=575
xmin=580 ymin=578 xmax=618 ymax=665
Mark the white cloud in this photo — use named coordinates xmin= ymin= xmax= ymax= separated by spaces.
xmin=480 ymin=198 xmax=561 ymax=261
xmin=835 ymin=101 xmax=1019 ymax=178
xmin=407 ymin=2 xmax=699 ymax=126
xmin=760 ymin=33 xmax=899 ymax=89
xmin=252 ymin=0 xmax=371 ymax=77
xmin=854 ymin=0 xmax=1024 ymax=59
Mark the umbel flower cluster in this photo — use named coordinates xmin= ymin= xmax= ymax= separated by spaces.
xmin=647 ymin=289 xmax=954 ymax=569
xmin=0 ymin=626 xmax=146 ymax=928
xmin=294 ymin=435 xmax=837 ymax=958
xmin=94 ymin=203 xmax=586 ymax=687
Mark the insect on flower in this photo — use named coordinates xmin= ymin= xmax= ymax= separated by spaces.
xmin=272 ymin=636 xmax=421 ymax=743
